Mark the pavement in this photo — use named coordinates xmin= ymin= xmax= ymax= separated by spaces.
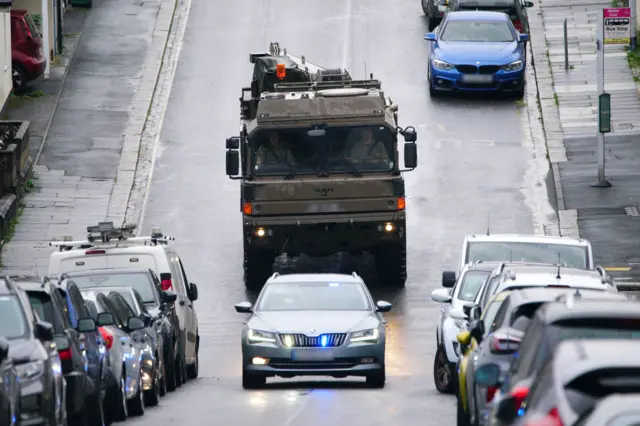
xmin=528 ymin=0 xmax=640 ymax=287
xmin=0 ymin=0 xmax=178 ymax=274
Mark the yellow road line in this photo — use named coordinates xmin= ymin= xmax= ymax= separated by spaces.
xmin=604 ymin=266 xmax=632 ymax=272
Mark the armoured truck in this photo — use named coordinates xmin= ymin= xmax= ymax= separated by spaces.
xmin=225 ymin=42 xmax=419 ymax=290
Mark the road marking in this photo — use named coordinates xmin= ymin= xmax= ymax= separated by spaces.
xmin=604 ymin=266 xmax=633 ymax=272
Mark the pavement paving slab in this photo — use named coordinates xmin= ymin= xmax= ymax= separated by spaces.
xmin=530 ymin=0 xmax=640 ymax=287
xmin=0 ymin=0 xmax=178 ymax=275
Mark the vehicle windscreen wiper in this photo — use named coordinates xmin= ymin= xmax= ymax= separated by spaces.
xmin=284 ymin=163 xmax=296 ymax=180
xmin=330 ymin=152 xmax=362 ymax=177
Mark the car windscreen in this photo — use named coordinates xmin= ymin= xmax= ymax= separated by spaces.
xmin=440 ymin=20 xmax=514 ymax=42
xmin=0 ymin=295 xmax=29 ymax=340
xmin=257 ymin=282 xmax=371 ymax=311
xmin=457 ymin=270 xmax=491 ymax=301
xmin=27 ymin=292 xmax=65 ymax=334
xmin=71 ymin=272 xmax=158 ymax=304
xmin=466 ymin=242 xmax=589 ymax=269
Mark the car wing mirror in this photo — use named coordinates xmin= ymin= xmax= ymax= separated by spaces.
xmin=188 ymin=283 xmax=199 ymax=301
xmin=96 ymin=312 xmax=115 ymax=327
xmin=162 ymin=290 xmax=178 ymax=304
xmin=35 ymin=321 xmax=54 ymax=342
xmin=442 ymin=271 xmax=456 ymax=288
xmin=496 ymin=394 xmax=519 ymax=423
xmin=469 ymin=319 xmax=485 ymax=342
xmin=127 ymin=317 xmax=145 ymax=331
xmin=235 ymin=301 xmax=253 ymax=313
xmin=431 ymin=288 xmax=452 ymax=304
xmin=376 ymin=300 xmax=392 ymax=312
xmin=449 ymin=308 xmax=467 ymax=321
xmin=140 ymin=313 xmax=152 ymax=327
xmin=53 ymin=335 xmax=70 ymax=352
xmin=77 ymin=318 xmax=97 ymax=333
xmin=475 ymin=363 xmax=501 ymax=387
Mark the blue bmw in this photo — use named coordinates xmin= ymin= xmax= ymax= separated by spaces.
xmin=424 ymin=11 xmax=529 ymax=97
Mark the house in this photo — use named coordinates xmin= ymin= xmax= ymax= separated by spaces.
xmin=0 ymin=0 xmax=11 ymax=112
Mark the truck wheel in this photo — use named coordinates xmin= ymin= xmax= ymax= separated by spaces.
xmin=244 ymin=247 xmax=275 ymax=290
xmin=374 ymin=236 xmax=407 ymax=287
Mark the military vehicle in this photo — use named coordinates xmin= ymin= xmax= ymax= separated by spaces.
xmin=225 ymin=42 xmax=419 ymax=290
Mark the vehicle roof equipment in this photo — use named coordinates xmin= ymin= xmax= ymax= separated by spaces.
xmin=49 ymin=222 xmax=175 ymax=251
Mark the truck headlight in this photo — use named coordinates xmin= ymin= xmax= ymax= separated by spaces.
xmin=350 ymin=328 xmax=379 ymax=343
xmin=16 ymin=360 xmax=44 ymax=381
xmin=247 ymin=329 xmax=276 ymax=343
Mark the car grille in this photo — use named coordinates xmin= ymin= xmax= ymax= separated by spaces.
xmin=269 ymin=357 xmax=359 ymax=369
xmin=279 ymin=333 xmax=347 ymax=347
xmin=456 ymin=65 xmax=477 ymax=74
xmin=479 ymin=65 xmax=501 ymax=74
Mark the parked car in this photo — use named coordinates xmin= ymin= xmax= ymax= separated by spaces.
xmin=17 ymin=277 xmax=104 ymax=426
xmin=63 ymin=268 xmax=181 ymax=391
xmin=485 ymin=296 xmax=640 ymax=426
xmin=456 ymin=287 xmax=627 ymax=426
xmin=48 ymin=277 xmax=109 ymax=426
xmin=444 ymin=0 xmax=533 ymax=33
xmin=104 ymin=287 xmax=165 ymax=406
xmin=422 ymin=0 xmax=448 ymax=30
xmin=506 ymin=339 xmax=640 ymax=425
xmin=431 ymin=261 xmax=499 ymax=393
xmin=10 ymin=9 xmax=46 ymax=89
xmin=564 ymin=394 xmax=640 ymax=426
xmin=80 ymin=290 xmax=146 ymax=417
xmin=49 ymin=224 xmax=200 ymax=384
xmin=0 ymin=277 xmax=66 ymax=426
xmin=0 ymin=337 xmax=20 ymax=426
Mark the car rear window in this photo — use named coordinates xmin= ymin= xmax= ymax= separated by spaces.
xmin=23 ymin=14 xmax=39 ymax=38
xmin=27 ymin=292 xmax=65 ymax=334
xmin=565 ymin=368 xmax=640 ymax=416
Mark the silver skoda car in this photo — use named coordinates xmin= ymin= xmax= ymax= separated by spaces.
xmin=235 ymin=272 xmax=392 ymax=389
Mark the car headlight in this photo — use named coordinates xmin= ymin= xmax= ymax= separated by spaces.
xmin=16 ymin=360 xmax=45 ymax=381
xmin=247 ymin=329 xmax=276 ymax=343
xmin=350 ymin=328 xmax=380 ymax=343
xmin=432 ymin=59 xmax=455 ymax=70
xmin=502 ymin=60 xmax=523 ymax=72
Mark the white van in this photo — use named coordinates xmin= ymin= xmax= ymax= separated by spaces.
xmin=47 ymin=223 xmax=200 ymax=381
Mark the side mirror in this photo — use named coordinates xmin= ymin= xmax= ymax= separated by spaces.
xmin=35 ymin=321 xmax=54 ymax=342
xmin=140 ymin=312 xmax=152 ymax=327
xmin=424 ymin=32 xmax=436 ymax=41
xmin=226 ymin=150 xmax=240 ymax=176
xmin=442 ymin=271 xmax=456 ymax=288
xmin=449 ymin=309 xmax=467 ymax=321
xmin=469 ymin=305 xmax=481 ymax=320
xmin=469 ymin=320 xmax=485 ymax=342
xmin=226 ymin=136 xmax=240 ymax=149
xmin=524 ymin=1 xmax=533 ymax=6
xmin=235 ymin=301 xmax=253 ymax=313
xmin=376 ymin=300 xmax=392 ymax=312
xmin=188 ymin=283 xmax=199 ymax=301
xmin=127 ymin=317 xmax=145 ymax=331
xmin=496 ymin=393 xmax=519 ymax=423
xmin=475 ymin=363 xmax=501 ymax=387
xmin=431 ymin=288 xmax=452 ymax=304
xmin=53 ymin=335 xmax=70 ymax=352
xmin=404 ymin=143 xmax=417 ymax=169
xmin=519 ymin=33 xmax=530 ymax=42
xmin=162 ymin=290 xmax=178 ymax=304
xmin=0 ymin=337 xmax=9 ymax=362
xmin=457 ymin=330 xmax=471 ymax=346
xmin=402 ymin=127 xmax=417 ymax=142
xmin=77 ymin=318 xmax=97 ymax=333
xmin=96 ymin=312 xmax=115 ymax=327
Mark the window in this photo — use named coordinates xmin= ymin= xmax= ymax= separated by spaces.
xmin=481 ymin=298 xmax=504 ymax=335
xmin=168 ymin=253 xmax=187 ymax=293
xmin=70 ymin=272 xmax=159 ymax=305
xmin=101 ymin=294 xmax=126 ymax=327
xmin=456 ymin=270 xmax=491 ymax=302
xmin=133 ymin=291 xmax=150 ymax=315
xmin=480 ymin=275 xmax=501 ymax=309
xmin=523 ymin=361 xmax=556 ymax=412
xmin=257 ymin=282 xmax=371 ymax=311
xmin=28 ymin=292 xmax=65 ymax=334
xmin=607 ymin=412 xmax=640 ymax=426
xmin=489 ymin=297 xmax=511 ymax=332
xmin=68 ymin=285 xmax=90 ymax=319
xmin=0 ymin=295 xmax=28 ymax=340
xmin=467 ymin=242 xmax=588 ymax=269
xmin=509 ymin=317 xmax=543 ymax=379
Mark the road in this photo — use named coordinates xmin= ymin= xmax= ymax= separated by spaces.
xmin=130 ymin=0 xmax=549 ymax=424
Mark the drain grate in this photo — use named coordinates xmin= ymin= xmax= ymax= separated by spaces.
xmin=625 ymin=206 xmax=640 ymax=217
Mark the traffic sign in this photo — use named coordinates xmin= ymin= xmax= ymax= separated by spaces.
xmin=603 ymin=7 xmax=631 ymax=44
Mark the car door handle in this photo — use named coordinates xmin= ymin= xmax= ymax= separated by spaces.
xmin=188 ymin=304 xmax=193 ymax=308
xmin=180 ymin=301 xmax=186 ymax=306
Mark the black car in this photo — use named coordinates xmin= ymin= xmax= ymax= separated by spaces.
xmin=445 ymin=0 xmax=533 ymax=34
xmin=0 ymin=277 xmax=66 ymax=426
xmin=62 ymin=268 xmax=181 ymax=391
xmin=0 ymin=337 xmax=20 ymax=426
xmin=17 ymin=277 xmax=106 ymax=426
xmin=509 ymin=339 xmax=640 ymax=425
xmin=485 ymin=294 xmax=638 ymax=426
xmin=50 ymin=277 xmax=110 ymax=426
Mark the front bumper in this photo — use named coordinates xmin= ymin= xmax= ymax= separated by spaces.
xmin=430 ymin=63 xmax=525 ymax=93
xmin=20 ymin=378 xmax=48 ymax=426
xmin=244 ymin=213 xmax=405 ymax=256
xmin=243 ymin=341 xmax=385 ymax=378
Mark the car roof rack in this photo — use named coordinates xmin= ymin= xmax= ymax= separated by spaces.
xmin=49 ymin=222 xmax=175 ymax=252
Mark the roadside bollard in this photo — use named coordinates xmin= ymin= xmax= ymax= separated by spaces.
xmin=564 ymin=18 xmax=569 ymax=70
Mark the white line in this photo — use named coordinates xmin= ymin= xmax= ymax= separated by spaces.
xmin=137 ymin=0 xmax=191 ymax=236
xmin=341 ymin=0 xmax=353 ymax=69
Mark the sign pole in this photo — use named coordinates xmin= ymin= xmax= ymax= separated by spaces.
xmin=592 ymin=8 xmax=611 ymax=188
xmin=631 ymin=0 xmax=637 ymax=50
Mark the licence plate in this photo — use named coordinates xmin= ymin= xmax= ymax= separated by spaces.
xmin=291 ymin=348 xmax=334 ymax=361
xmin=462 ymin=74 xmax=493 ymax=83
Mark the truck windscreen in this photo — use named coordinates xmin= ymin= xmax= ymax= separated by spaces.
xmin=250 ymin=125 xmax=396 ymax=176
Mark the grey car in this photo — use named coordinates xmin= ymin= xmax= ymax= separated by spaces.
xmin=235 ymin=272 xmax=392 ymax=389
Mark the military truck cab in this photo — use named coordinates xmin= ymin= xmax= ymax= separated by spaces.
xmin=226 ymin=42 xmax=419 ymax=290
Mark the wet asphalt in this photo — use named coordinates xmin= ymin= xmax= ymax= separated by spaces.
xmin=129 ymin=0 xmax=542 ymax=424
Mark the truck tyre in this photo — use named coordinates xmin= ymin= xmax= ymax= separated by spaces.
xmin=374 ymin=235 xmax=407 ymax=287
xmin=244 ymin=246 xmax=275 ymax=290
